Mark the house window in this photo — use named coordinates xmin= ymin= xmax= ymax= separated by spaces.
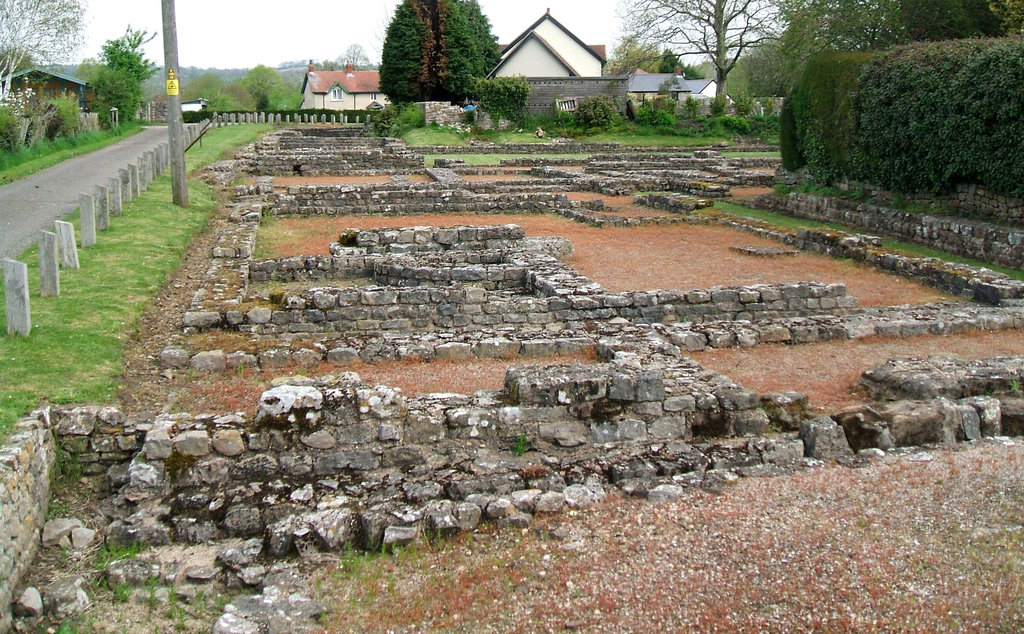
xmin=330 ymin=87 xmax=343 ymax=101
xmin=370 ymin=93 xmax=377 ymax=101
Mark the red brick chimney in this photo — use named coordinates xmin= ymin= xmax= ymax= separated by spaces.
xmin=345 ymin=61 xmax=354 ymax=73
xmin=308 ymin=59 xmax=314 ymax=72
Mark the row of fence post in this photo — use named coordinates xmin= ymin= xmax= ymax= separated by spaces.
xmin=3 ymin=143 xmax=171 ymax=336
xmin=204 ymin=111 xmax=372 ymax=127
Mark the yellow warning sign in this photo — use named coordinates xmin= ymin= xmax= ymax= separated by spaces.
xmin=166 ymin=79 xmax=179 ymax=96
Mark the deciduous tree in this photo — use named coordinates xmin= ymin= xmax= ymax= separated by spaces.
xmin=0 ymin=0 xmax=85 ymax=102
xmin=91 ymin=27 xmax=156 ymax=125
xmin=624 ymin=0 xmax=780 ymax=95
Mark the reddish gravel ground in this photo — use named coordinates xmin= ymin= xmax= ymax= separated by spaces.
xmin=257 ymin=213 xmax=950 ymax=307
xmin=691 ymin=330 xmax=1024 ymax=412
xmin=312 ymin=441 xmax=1024 ymax=633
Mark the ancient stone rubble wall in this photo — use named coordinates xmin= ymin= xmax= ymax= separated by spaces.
xmin=754 ymin=192 xmax=1024 ymax=272
xmin=54 ymin=327 xmax=816 ymax=558
xmin=240 ymin=129 xmax=423 ymax=176
xmin=0 ymin=414 xmax=55 ymax=633
xmin=709 ymin=214 xmax=1024 ymax=304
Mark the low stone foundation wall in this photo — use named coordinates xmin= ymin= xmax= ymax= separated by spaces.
xmin=707 ymin=212 xmax=1024 ymax=304
xmin=0 ymin=414 xmax=56 ymax=633
xmin=754 ymin=192 xmax=1024 ymax=272
xmin=242 ymin=129 xmax=423 ymax=176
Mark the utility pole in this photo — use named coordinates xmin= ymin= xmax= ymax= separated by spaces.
xmin=162 ymin=0 xmax=188 ymax=207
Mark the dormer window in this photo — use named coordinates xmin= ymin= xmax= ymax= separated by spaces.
xmin=330 ymin=87 xmax=343 ymax=101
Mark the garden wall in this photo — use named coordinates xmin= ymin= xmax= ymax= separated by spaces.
xmin=524 ymin=77 xmax=629 ymax=115
xmin=0 ymin=414 xmax=55 ymax=634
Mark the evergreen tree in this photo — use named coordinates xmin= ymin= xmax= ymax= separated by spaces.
xmin=380 ymin=0 xmax=427 ymax=103
xmin=380 ymin=0 xmax=497 ymax=103
xmin=461 ymin=0 xmax=500 ymax=76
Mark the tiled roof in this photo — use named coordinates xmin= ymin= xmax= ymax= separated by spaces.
xmin=304 ymin=70 xmax=380 ymax=95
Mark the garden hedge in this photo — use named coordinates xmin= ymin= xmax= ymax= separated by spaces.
xmin=854 ymin=38 xmax=1024 ymax=197
xmin=781 ymin=51 xmax=874 ymax=184
xmin=782 ymin=38 xmax=1024 ymax=197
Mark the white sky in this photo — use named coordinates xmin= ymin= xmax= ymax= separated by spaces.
xmin=77 ymin=0 xmax=626 ymax=70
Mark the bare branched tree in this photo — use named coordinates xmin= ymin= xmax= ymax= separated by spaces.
xmin=623 ymin=0 xmax=779 ymax=95
xmin=0 ymin=0 xmax=85 ymax=102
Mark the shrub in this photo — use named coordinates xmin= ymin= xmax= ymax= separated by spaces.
xmin=779 ymin=100 xmax=802 ymax=171
xmin=854 ymin=38 xmax=1024 ymax=196
xmin=783 ymin=51 xmax=875 ymax=184
xmin=0 ymin=105 xmax=23 ymax=153
xmin=573 ymin=95 xmax=618 ymax=130
xmin=475 ymin=76 xmax=530 ymax=124
xmin=733 ymin=93 xmax=755 ymax=118
xmin=45 ymin=96 xmax=81 ymax=140
xmin=709 ymin=94 xmax=727 ymax=117
xmin=636 ymin=103 xmax=676 ymax=128
xmin=718 ymin=115 xmax=751 ymax=134
xmin=370 ymin=103 xmax=424 ymax=137
xmin=680 ymin=96 xmax=702 ymax=120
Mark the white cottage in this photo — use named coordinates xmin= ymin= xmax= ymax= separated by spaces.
xmin=300 ymin=61 xmax=387 ymax=111
xmin=489 ymin=10 xmax=606 ymax=78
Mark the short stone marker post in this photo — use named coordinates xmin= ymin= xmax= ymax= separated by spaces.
xmin=54 ymin=221 xmax=79 ymax=268
xmin=95 ymin=185 xmax=110 ymax=231
xmin=79 ymin=193 xmax=96 ymax=247
xmin=146 ymin=152 xmax=156 ymax=183
xmin=119 ymin=168 xmax=132 ymax=203
xmin=129 ymin=164 xmax=140 ymax=198
xmin=39 ymin=231 xmax=59 ymax=297
xmin=108 ymin=177 xmax=123 ymax=216
xmin=3 ymin=259 xmax=31 ymax=336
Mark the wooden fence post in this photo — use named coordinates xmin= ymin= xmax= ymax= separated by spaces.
xmin=54 ymin=221 xmax=79 ymax=269
xmin=39 ymin=231 xmax=59 ymax=297
xmin=95 ymin=185 xmax=110 ymax=231
xmin=79 ymin=193 xmax=96 ymax=247
xmin=119 ymin=168 xmax=132 ymax=203
xmin=3 ymin=259 xmax=31 ymax=336
xmin=129 ymin=164 xmax=140 ymax=199
xmin=109 ymin=177 xmax=123 ymax=216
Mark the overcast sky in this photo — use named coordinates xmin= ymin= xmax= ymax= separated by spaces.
xmin=77 ymin=0 xmax=626 ymax=69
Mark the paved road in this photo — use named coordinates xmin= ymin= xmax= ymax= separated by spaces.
xmin=0 ymin=126 xmax=169 ymax=259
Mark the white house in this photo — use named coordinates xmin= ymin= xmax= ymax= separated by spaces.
xmin=628 ymin=70 xmax=718 ymax=101
xmin=489 ymin=10 xmax=606 ymax=78
xmin=300 ymin=61 xmax=387 ymax=110
xmin=181 ymin=98 xmax=207 ymax=112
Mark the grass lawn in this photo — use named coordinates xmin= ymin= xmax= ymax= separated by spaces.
xmin=713 ymin=201 xmax=1024 ymax=281
xmin=585 ymin=132 xmax=734 ymax=146
xmin=0 ymin=124 xmax=273 ymax=439
xmin=424 ymin=153 xmax=590 ymax=167
xmin=403 ymin=127 xmax=467 ymax=146
xmin=0 ymin=123 xmax=144 ymax=185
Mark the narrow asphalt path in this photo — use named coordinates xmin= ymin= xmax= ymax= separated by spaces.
xmin=0 ymin=126 xmax=169 ymax=260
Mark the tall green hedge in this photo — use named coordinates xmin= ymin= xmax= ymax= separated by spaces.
xmin=854 ymin=38 xmax=1024 ymax=196
xmin=475 ymin=76 xmax=530 ymax=124
xmin=782 ymin=38 xmax=1024 ymax=198
xmin=781 ymin=51 xmax=875 ymax=184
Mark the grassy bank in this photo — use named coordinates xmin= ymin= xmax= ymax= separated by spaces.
xmin=0 ymin=124 xmax=273 ymax=438
xmin=0 ymin=123 xmax=144 ymax=185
